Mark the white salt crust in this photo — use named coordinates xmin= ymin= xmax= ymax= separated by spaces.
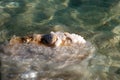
xmin=51 ymin=31 xmax=86 ymax=47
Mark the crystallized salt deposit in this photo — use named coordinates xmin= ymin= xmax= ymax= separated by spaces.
xmin=64 ymin=32 xmax=86 ymax=44
xmin=51 ymin=31 xmax=86 ymax=47
xmin=0 ymin=31 xmax=95 ymax=80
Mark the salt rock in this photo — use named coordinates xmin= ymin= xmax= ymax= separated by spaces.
xmin=0 ymin=31 xmax=95 ymax=80
xmin=9 ymin=31 xmax=87 ymax=47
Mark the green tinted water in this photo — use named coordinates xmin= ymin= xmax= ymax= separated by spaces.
xmin=0 ymin=0 xmax=120 ymax=80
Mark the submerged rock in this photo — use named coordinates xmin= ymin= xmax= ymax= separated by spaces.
xmin=0 ymin=12 xmax=11 ymax=27
xmin=112 ymin=25 xmax=120 ymax=35
xmin=5 ymin=2 xmax=20 ymax=8
xmin=0 ymin=31 xmax=95 ymax=80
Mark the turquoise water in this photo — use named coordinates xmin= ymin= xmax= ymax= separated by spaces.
xmin=0 ymin=0 xmax=120 ymax=80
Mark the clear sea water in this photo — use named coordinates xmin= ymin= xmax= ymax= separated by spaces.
xmin=0 ymin=0 xmax=120 ymax=80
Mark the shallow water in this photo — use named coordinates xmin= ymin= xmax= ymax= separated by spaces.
xmin=0 ymin=0 xmax=120 ymax=80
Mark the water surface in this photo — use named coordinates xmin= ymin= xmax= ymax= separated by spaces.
xmin=0 ymin=0 xmax=120 ymax=80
